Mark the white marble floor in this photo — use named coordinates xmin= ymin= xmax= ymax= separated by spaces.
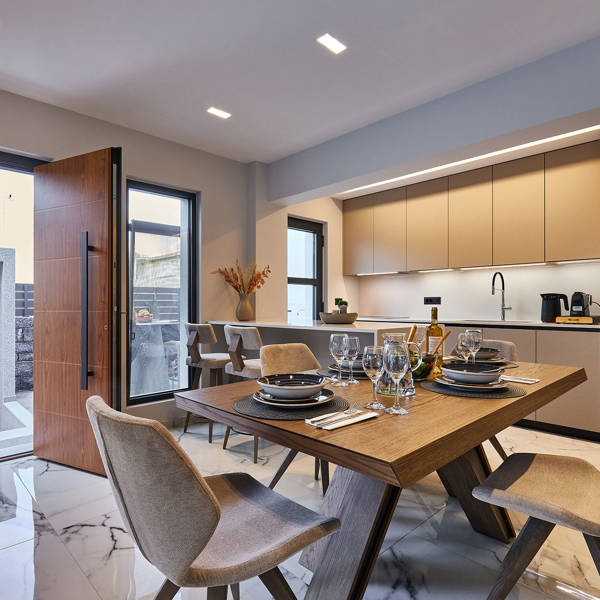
xmin=1 ymin=423 xmax=599 ymax=600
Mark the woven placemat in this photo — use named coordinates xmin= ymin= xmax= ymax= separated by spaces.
xmin=233 ymin=395 xmax=349 ymax=420
xmin=420 ymin=380 xmax=526 ymax=399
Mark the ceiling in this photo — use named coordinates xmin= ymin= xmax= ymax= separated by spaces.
xmin=2 ymin=1 xmax=600 ymax=163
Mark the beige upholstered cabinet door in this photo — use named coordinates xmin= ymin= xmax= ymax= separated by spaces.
xmin=373 ymin=187 xmax=407 ymax=273
xmin=493 ymin=155 xmax=545 ymax=265
xmin=545 ymin=140 xmax=600 ymax=261
xmin=343 ymin=195 xmax=374 ymax=275
xmin=449 ymin=167 xmax=492 ymax=268
xmin=406 ymin=178 xmax=449 ymax=271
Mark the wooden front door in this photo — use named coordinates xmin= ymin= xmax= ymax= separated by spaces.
xmin=33 ymin=148 xmax=120 ymax=474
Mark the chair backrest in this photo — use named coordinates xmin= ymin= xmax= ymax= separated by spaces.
xmin=450 ymin=337 xmax=518 ymax=361
xmin=260 ymin=343 xmax=321 ymax=376
xmin=186 ymin=323 xmax=217 ymax=366
xmin=86 ymin=396 xmax=220 ymax=584
xmin=224 ymin=325 xmax=262 ymax=350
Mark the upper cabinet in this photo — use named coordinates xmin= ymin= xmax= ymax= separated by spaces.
xmin=545 ymin=140 xmax=600 ymax=262
xmin=449 ymin=167 xmax=492 ymax=268
xmin=406 ymin=178 xmax=449 ymax=271
xmin=373 ymin=187 xmax=407 ymax=273
xmin=493 ymin=155 xmax=545 ymax=265
xmin=343 ymin=194 xmax=373 ymax=275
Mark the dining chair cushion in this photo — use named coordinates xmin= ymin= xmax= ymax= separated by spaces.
xmin=182 ymin=472 xmax=340 ymax=587
xmin=186 ymin=352 xmax=233 ymax=369
xmin=473 ymin=453 xmax=600 ymax=537
xmin=224 ymin=325 xmax=263 ymax=350
xmin=260 ymin=343 xmax=321 ymax=376
xmin=225 ymin=358 xmax=262 ymax=379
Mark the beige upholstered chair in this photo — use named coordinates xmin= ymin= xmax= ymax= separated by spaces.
xmin=222 ymin=325 xmax=263 ymax=462
xmin=473 ymin=453 xmax=600 ymax=600
xmin=183 ymin=323 xmax=231 ymax=441
xmin=86 ymin=396 xmax=340 ymax=600
xmin=260 ymin=343 xmax=330 ymax=494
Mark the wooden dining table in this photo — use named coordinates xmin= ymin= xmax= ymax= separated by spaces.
xmin=175 ymin=362 xmax=586 ymax=600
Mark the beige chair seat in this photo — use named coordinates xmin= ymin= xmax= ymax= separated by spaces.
xmin=225 ymin=358 xmax=262 ymax=379
xmin=187 ymin=352 xmax=233 ymax=369
xmin=473 ymin=453 xmax=600 ymax=537
xmin=183 ymin=472 xmax=338 ymax=587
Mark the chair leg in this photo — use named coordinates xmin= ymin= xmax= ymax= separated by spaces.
xmin=207 ymin=586 xmax=228 ymax=600
xmin=489 ymin=435 xmax=508 ymax=461
xmin=192 ymin=367 xmax=201 ymax=389
xmin=230 ymin=582 xmax=240 ymax=600
xmin=486 ymin=517 xmax=554 ymax=600
xmin=253 ymin=435 xmax=259 ymax=464
xmin=320 ymin=460 xmax=330 ymax=495
xmin=314 ymin=457 xmax=320 ymax=480
xmin=209 ymin=368 xmax=218 ymax=387
xmin=258 ymin=566 xmax=297 ymax=600
xmin=183 ymin=412 xmax=192 ymax=433
xmin=208 ymin=420 xmax=214 ymax=444
xmin=269 ymin=449 xmax=299 ymax=489
xmin=223 ymin=426 xmax=231 ymax=449
xmin=152 ymin=578 xmax=180 ymax=600
xmin=584 ymin=534 xmax=600 ymax=575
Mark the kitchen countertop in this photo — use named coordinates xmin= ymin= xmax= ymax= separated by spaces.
xmin=208 ymin=319 xmax=413 ymax=333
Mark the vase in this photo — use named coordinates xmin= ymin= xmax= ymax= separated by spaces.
xmin=236 ymin=293 xmax=254 ymax=321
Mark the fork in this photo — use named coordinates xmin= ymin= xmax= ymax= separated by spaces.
xmin=314 ymin=403 xmax=361 ymax=428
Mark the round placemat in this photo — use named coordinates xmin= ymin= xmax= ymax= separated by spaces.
xmin=419 ymin=380 xmax=525 ymax=399
xmin=233 ymin=395 xmax=349 ymax=420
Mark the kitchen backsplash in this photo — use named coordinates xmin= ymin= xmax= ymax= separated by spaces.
xmin=356 ymin=261 xmax=600 ymax=322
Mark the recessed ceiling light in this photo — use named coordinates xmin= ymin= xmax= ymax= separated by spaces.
xmin=317 ymin=33 xmax=346 ymax=55
xmin=207 ymin=106 xmax=231 ymax=119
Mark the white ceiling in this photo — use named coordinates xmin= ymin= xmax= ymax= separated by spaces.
xmin=2 ymin=1 xmax=600 ymax=163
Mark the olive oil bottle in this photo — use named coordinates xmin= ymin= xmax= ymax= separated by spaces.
xmin=426 ymin=307 xmax=443 ymax=354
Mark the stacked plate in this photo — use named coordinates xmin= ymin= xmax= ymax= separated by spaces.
xmin=255 ymin=374 xmax=334 ymax=408
xmin=438 ymin=361 xmax=508 ymax=392
xmin=321 ymin=354 xmax=370 ymax=380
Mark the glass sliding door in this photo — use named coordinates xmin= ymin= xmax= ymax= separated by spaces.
xmin=127 ymin=181 xmax=196 ymax=404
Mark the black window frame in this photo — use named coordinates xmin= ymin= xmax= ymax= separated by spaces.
xmin=287 ymin=216 xmax=324 ymax=320
xmin=126 ymin=179 xmax=198 ymax=406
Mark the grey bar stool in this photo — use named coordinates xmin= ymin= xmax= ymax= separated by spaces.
xmin=182 ymin=324 xmax=231 ymax=441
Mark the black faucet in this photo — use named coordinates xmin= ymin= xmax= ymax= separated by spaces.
xmin=491 ymin=272 xmax=512 ymax=321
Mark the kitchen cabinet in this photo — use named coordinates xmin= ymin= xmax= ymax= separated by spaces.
xmin=493 ymin=155 xmax=545 ymax=265
xmin=536 ymin=330 xmax=600 ymax=433
xmin=406 ymin=178 xmax=449 ymax=271
xmin=373 ymin=187 xmax=407 ymax=273
xmin=449 ymin=167 xmax=492 ymax=268
xmin=545 ymin=140 xmax=600 ymax=262
xmin=343 ymin=194 xmax=373 ymax=275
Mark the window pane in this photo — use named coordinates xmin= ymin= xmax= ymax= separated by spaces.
xmin=128 ymin=187 xmax=190 ymax=399
xmin=288 ymin=228 xmax=315 ymax=278
xmin=288 ymin=284 xmax=314 ymax=321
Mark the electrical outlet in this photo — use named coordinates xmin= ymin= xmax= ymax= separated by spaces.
xmin=424 ymin=296 xmax=441 ymax=305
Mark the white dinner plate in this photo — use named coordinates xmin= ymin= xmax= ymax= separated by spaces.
xmin=441 ymin=365 xmax=505 ymax=384
xmin=436 ymin=376 xmax=508 ymax=392
xmin=252 ymin=389 xmax=334 ymax=408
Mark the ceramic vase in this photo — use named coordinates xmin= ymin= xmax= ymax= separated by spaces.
xmin=236 ymin=293 xmax=254 ymax=321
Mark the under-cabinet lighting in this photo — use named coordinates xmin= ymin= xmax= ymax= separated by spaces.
xmin=460 ymin=262 xmax=547 ymax=270
xmin=417 ymin=268 xmax=453 ymax=273
xmin=355 ymin=271 xmax=399 ymax=276
xmin=554 ymin=258 xmax=600 ymax=265
xmin=317 ymin=33 xmax=347 ymax=55
xmin=207 ymin=106 xmax=231 ymax=119
xmin=342 ymin=124 xmax=600 ymax=195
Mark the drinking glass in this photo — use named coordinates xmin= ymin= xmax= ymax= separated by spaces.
xmin=383 ymin=341 xmax=410 ymax=415
xmin=329 ymin=333 xmax=349 ymax=387
xmin=399 ymin=341 xmax=423 ymax=396
xmin=456 ymin=333 xmax=471 ymax=363
xmin=464 ymin=329 xmax=483 ymax=363
xmin=362 ymin=345 xmax=386 ymax=409
xmin=344 ymin=336 xmax=361 ymax=385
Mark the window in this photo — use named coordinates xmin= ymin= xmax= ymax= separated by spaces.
xmin=127 ymin=181 xmax=196 ymax=404
xmin=287 ymin=217 xmax=323 ymax=321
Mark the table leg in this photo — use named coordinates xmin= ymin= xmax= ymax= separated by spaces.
xmin=300 ymin=466 xmax=401 ymax=600
xmin=437 ymin=444 xmax=515 ymax=542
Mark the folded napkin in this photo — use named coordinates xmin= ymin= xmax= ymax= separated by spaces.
xmin=500 ymin=375 xmax=540 ymax=384
xmin=321 ymin=411 xmax=379 ymax=430
xmin=305 ymin=412 xmax=339 ymax=425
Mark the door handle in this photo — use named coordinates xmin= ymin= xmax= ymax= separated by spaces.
xmin=81 ymin=232 xmax=93 ymax=389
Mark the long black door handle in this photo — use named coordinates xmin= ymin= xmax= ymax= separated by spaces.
xmin=81 ymin=232 xmax=93 ymax=389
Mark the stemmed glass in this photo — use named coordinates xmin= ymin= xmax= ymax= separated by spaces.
xmin=383 ymin=341 xmax=410 ymax=415
xmin=329 ymin=333 xmax=349 ymax=387
xmin=362 ymin=346 xmax=386 ymax=409
xmin=464 ymin=329 xmax=483 ymax=363
xmin=344 ymin=336 xmax=361 ymax=385
xmin=456 ymin=333 xmax=471 ymax=363
xmin=399 ymin=341 xmax=423 ymax=396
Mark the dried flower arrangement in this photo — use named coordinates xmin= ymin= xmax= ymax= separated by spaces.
xmin=212 ymin=260 xmax=271 ymax=295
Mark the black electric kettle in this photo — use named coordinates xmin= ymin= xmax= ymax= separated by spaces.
xmin=540 ymin=293 xmax=569 ymax=322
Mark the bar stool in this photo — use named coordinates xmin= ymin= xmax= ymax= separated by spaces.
xmin=222 ymin=325 xmax=263 ymax=463
xmin=182 ymin=324 xmax=231 ymax=442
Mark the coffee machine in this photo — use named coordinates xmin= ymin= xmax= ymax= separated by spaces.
xmin=570 ymin=292 xmax=592 ymax=317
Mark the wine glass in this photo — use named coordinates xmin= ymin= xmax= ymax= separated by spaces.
xmin=329 ymin=333 xmax=349 ymax=387
xmin=464 ymin=329 xmax=483 ymax=363
xmin=344 ymin=336 xmax=361 ymax=385
xmin=383 ymin=341 xmax=410 ymax=415
xmin=456 ymin=333 xmax=471 ymax=363
xmin=399 ymin=341 xmax=423 ymax=396
xmin=362 ymin=346 xmax=386 ymax=409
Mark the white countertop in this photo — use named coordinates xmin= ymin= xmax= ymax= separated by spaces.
xmin=208 ymin=319 xmax=413 ymax=333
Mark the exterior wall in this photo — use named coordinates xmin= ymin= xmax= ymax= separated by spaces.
xmin=15 ymin=316 xmax=33 ymax=391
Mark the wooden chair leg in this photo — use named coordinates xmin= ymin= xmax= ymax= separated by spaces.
xmin=253 ymin=435 xmax=259 ymax=464
xmin=486 ymin=517 xmax=554 ymax=600
xmin=209 ymin=368 xmax=218 ymax=387
xmin=183 ymin=412 xmax=192 ymax=433
xmin=314 ymin=457 xmax=320 ymax=480
xmin=152 ymin=578 xmax=180 ymax=600
xmin=208 ymin=420 xmax=214 ymax=444
xmin=223 ymin=426 xmax=231 ymax=450
xmin=584 ymin=534 xmax=600 ymax=575
xmin=216 ymin=368 xmax=223 ymax=385
xmin=489 ymin=435 xmax=508 ymax=461
xmin=269 ymin=449 xmax=299 ymax=489
xmin=207 ymin=586 xmax=228 ymax=600
xmin=258 ymin=566 xmax=297 ymax=600
xmin=320 ymin=460 xmax=330 ymax=495
xmin=230 ymin=582 xmax=240 ymax=600
xmin=192 ymin=367 xmax=201 ymax=389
